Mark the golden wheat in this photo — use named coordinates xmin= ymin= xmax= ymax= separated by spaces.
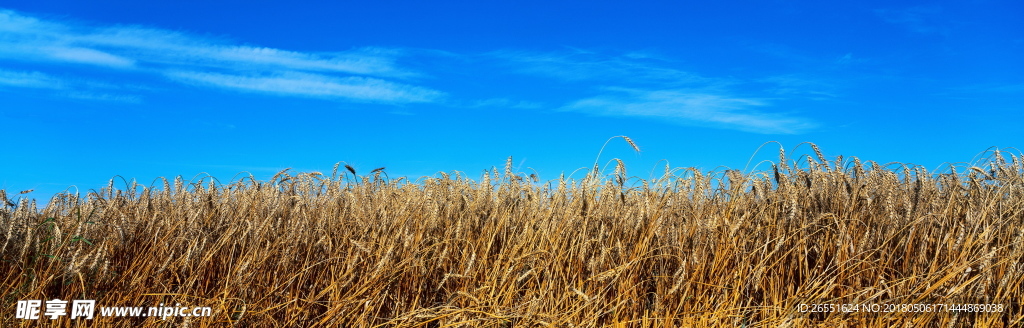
xmin=1 ymin=144 xmax=1022 ymax=327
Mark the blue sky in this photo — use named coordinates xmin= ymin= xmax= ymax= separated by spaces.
xmin=2 ymin=1 xmax=1022 ymax=202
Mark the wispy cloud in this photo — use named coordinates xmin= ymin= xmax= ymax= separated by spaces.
xmin=0 ymin=68 xmax=143 ymax=103
xmin=0 ymin=12 xmax=137 ymax=69
xmin=747 ymin=42 xmax=865 ymax=71
xmin=43 ymin=46 xmax=136 ymax=68
xmin=1 ymin=8 xmax=825 ymax=125
xmin=0 ymin=9 xmax=441 ymax=103
xmin=562 ymin=87 xmax=817 ymax=134
xmin=836 ymin=53 xmax=853 ymax=65
xmin=489 ymin=50 xmax=819 ymax=134
xmin=490 ymin=49 xmax=710 ymax=86
xmin=0 ymin=10 xmax=403 ymax=75
xmin=63 ymin=91 xmax=142 ymax=103
xmin=0 ymin=69 xmax=64 ymax=89
xmin=454 ymin=98 xmax=543 ymax=109
xmin=167 ymin=71 xmax=444 ymax=103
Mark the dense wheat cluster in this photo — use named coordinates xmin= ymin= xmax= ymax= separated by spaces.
xmin=2 ymin=143 xmax=1023 ymax=327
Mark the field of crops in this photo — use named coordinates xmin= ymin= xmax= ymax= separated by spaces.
xmin=3 ymin=142 xmax=1023 ymax=327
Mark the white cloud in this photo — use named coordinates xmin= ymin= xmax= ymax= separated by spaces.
xmin=562 ymin=88 xmax=817 ymax=134
xmin=166 ymin=71 xmax=444 ymax=103
xmin=64 ymin=91 xmax=142 ymax=103
xmin=491 ymin=49 xmax=709 ymax=86
xmin=46 ymin=46 xmax=136 ymax=68
xmin=460 ymin=98 xmax=543 ymax=109
xmin=0 ymin=11 xmax=134 ymax=69
xmin=0 ymin=10 xmax=406 ymax=76
xmin=0 ymin=69 xmax=64 ymax=89
xmin=0 ymin=9 xmax=438 ymax=103
xmin=487 ymin=50 xmax=819 ymax=133
xmin=836 ymin=53 xmax=853 ymax=65
xmin=0 ymin=68 xmax=144 ymax=103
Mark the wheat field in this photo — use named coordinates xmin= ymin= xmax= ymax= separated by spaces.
xmin=2 ymin=141 xmax=1023 ymax=327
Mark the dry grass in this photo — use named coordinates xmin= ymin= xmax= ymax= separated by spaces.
xmin=2 ymin=143 xmax=1023 ymax=327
